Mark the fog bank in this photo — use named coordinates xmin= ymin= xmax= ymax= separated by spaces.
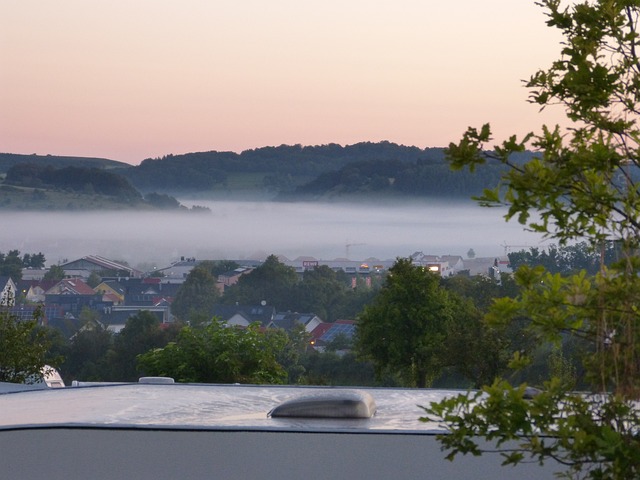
xmin=0 ymin=200 xmax=548 ymax=267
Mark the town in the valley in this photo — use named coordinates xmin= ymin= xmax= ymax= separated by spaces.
xmin=0 ymin=250 xmax=512 ymax=387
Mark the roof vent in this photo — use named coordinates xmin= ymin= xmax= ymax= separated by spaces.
xmin=138 ymin=376 xmax=175 ymax=384
xmin=269 ymin=390 xmax=376 ymax=419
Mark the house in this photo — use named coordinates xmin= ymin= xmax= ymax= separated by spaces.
xmin=94 ymin=281 xmax=126 ymax=305
xmin=17 ymin=280 xmax=58 ymax=303
xmin=409 ymin=252 xmax=465 ymax=277
xmin=46 ymin=278 xmax=97 ymax=296
xmin=439 ymin=255 xmax=466 ymax=274
xmin=5 ymin=301 xmax=82 ymax=337
xmin=462 ymin=256 xmax=512 ymax=276
xmin=101 ymin=291 xmax=125 ymax=306
xmin=44 ymin=278 xmax=112 ymax=320
xmin=154 ymin=257 xmax=200 ymax=283
xmin=310 ymin=319 xmax=356 ymax=350
xmin=100 ymin=306 xmax=170 ymax=333
xmin=0 ymin=276 xmax=18 ymax=306
xmin=20 ymin=268 xmax=47 ymax=281
xmin=8 ymin=304 xmax=63 ymax=326
xmin=104 ymin=278 xmax=180 ymax=306
xmin=272 ymin=312 xmax=323 ymax=333
xmin=69 ymin=316 xmax=108 ymax=340
xmin=96 ymin=279 xmax=179 ymax=332
xmin=59 ymin=255 xmax=142 ymax=279
xmin=210 ymin=304 xmax=276 ymax=328
xmin=156 ymin=258 xmax=264 ymax=285
xmin=217 ymin=266 xmax=255 ymax=293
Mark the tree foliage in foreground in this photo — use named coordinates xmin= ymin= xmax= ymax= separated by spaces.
xmin=107 ymin=311 xmax=179 ymax=381
xmin=137 ymin=321 xmax=288 ymax=384
xmin=0 ymin=308 xmax=58 ymax=383
xmin=356 ymin=258 xmax=475 ymax=388
xmin=357 ymin=260 xmax=527 ymax=389
xmin=422 ymin=2 xmax=640 ymax=478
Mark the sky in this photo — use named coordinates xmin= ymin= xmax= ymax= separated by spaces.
xmin=1 ymin=1 xmax=567 ymax=165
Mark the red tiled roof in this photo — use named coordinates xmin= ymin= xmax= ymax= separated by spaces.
xmin=49 ymin=279 xmax=96 ymax=296
xmin=309 ymin=323 xmax=332 ymax=341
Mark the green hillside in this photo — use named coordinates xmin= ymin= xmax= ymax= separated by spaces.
xmin=0 ymin=163 xmax=205 ymax=211
xmin=119 ymin=142 xmax=445 ymax=196
xmin=0 ymin=184 xmax=152 ymax=210
xmin=0 ymin=143 xmax=542 ymax=202
xmin=0 ymin=153 xmax=128 ymax=173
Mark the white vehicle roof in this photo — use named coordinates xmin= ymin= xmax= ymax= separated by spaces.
xmin=0 ymin=382 xmax=449 ymax=432
xmin=0 ymin=381 xmax=562 ymax=479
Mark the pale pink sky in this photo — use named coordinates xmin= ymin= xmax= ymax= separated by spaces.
xmin=1 ymin=1 xmax=567 ymax=165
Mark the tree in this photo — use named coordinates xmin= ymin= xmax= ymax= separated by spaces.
xmin=6 ymin=164 xmax=142 ymax=200
xmin=356 ymin=258 xmax=468 ymax=388
xmin=274 ymin=323 xmax=311 ymax=384
xmin=423 ymin=2 xmax=640 ymax=478
xmin=144 ymin=192 xmax=182 ymax=209
xmin=43 ymin=264 xmax=66 ymax=282
xmin=106 ymin=311 xmax=178 ymax=381
xmin=507 ymin=242 xmax=617 ymax=275
xmin=171 ymin=265 xmax=220 ymax=322
xmin=222 ymin=255 xmax=298 ymax=309
xmin=187 ymin=259 xmax=240 ymax=278
xmin=441 ymin=274 xmax=534 ymax=388
xmin=86 ymin=271 xmax=102 ymax=288
xmin=0 ymin=250 xmax=48 ymax=281
xmin=22 ymin=252 xmax=46 ymax=269
xmin=295 ymin=265 xmax=350 ymax=321
xmin=137 ymin=322 xmax=287 ymax=384
xmin=0 ymin=250 xmax=24 ymax=282
xmin=0 ymin=308 xmax=59 ymax=383
xmin=300 ymin=351 xmax=376 ymax=386
xmin=62 ymin=320 xmax=112 ymax=382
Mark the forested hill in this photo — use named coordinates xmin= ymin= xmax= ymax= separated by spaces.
xmin=5 ymin=164 xmax=142 ymax=201
xmin=280 ymin=157 xmax=510 ymax=200
xmin=1 ymin=143 xmax=535 ymax=200
xmin=121 ymin=142 xmax=535 ymax=200
xmin=0 ymin=153 xmax=127 ymax=172
xmin=119 ymin=142 xmax=447 ymax=194
xmin=0 ymin=164 xmax=204 ymax=211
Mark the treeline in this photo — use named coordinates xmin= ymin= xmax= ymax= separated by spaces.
xmin=0 ymin=250 xmax=46 ymax=281
xmin=507 ymin=241 xmax=619 ymax=275
xmin=122 ymin=142 xmax=538 ymax=199
xmin=36 ymin=310 xmax=373 ymax=386
xmin=2 ymin=142 xmax=536 ymax=200
xmin=171 ymin=256 xmax=379 ymax=323
xmin=119 ymin=142 xmax=445 ymax=194
xmin=282 ymin=157 xmax=510 ymax=199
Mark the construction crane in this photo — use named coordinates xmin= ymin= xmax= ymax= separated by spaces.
xmin=346 ymin=242 xmax=366 ymax=259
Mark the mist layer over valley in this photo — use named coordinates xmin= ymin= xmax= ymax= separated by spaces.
xmin=0 ymin=201 xmax=552 ymax=265
xmin=0 ymin=200 xmax=547 ymax=267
